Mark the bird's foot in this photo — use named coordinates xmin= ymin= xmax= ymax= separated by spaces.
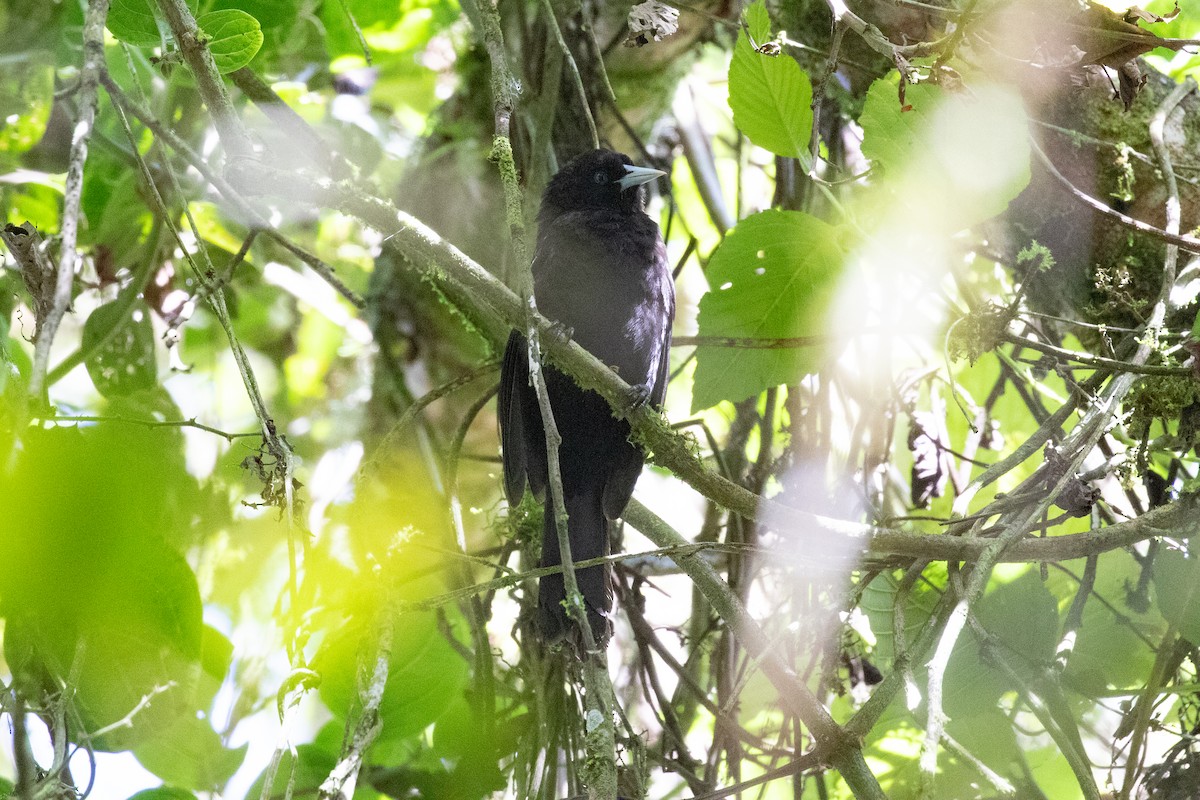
xmin=544 ymin=321 xmax=574 ymax=347
xmin=627 ymin=382 xmax=652 ymax=410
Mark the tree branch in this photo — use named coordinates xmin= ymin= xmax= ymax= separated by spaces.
xmin=154 ymin=0 xmax=253 ymax=161
xmin=29 ymin=0 xmax=109 ymax=403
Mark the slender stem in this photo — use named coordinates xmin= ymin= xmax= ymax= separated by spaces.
xmin=99 ymin=73 xmax=364 ymax=310
xmin=154 ymin=0 xmax=253 ymax=160
xmin=38 ymin=414 xmax=258 ymax=442
xmin=461 ymin=0 xmax=618 ymax=793
xmin=624 ymin=499 xmax=887 ymax=800
xmin=1030 ymin=137 xmax=1200 ymax=255
xmin=541 ymin=0 xmax=598 ymax=150
xmin=30 ymin=0 xmax=109 ymax=403
xmin=459 ymin=0 xmax=528 ymax=273
xmin=317 ymin=598 xmax=395 ymax=800
xmin=998 ymin=331 xmax=1190 ymax=377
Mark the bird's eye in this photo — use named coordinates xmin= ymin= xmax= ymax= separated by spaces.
xmin=593 ymin=171 xmax=607 ymax=185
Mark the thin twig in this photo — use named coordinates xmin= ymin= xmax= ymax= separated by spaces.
xmin=153 ymin=0 xmax=253 ymax=160
xmin=459 ymin=0 xmax=528 ymax=272
xmin=1055 ymin=554 xmax=1098 ymax=672
xmin=1030 ymin=137 xmax=1200 ymax=255
xmin=825 ymin=0 xmax=956 ymax=62
xmin=89 ymin=682 xmax=178 ymax=739
xmin=624 ymin=499 xmax=888 ymax=800
xmin=363 ymin=361 xmax=498 ymax=473
xmin=1148 ymin=77 xmax=1195 ymax=300
xmin=99 ymin=74 xmax=366 ymax=311
xmin=999 ymin=331 xmax=1190 ymax=377
xmin=1116 ymin=75 xmax=1197 ymax=800
xmin=461 ymin=0 xmax=619 ymax=793
xmin=395 ymin=493 xmax=1200 ymax=612
xmin=40 ymin=414 xmax=259 ymax=442
xmin=808 ymin=18 xmax=845 ymax=179
xmin=317 ymin=599 xmax=394 ymax=799
xmin=10 ymin=690 xmax=37 ymax=798
xmin=541 ymin=0 xmax=598 ymax=150
xmin=30 ymin=0 xmax=110 ymax=402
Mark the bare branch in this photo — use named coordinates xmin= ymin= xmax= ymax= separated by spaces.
xmin=28 ymin=0 xmax=110 ymax=403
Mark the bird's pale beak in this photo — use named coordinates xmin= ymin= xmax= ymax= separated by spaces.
xmin=618 ymin=163 xmax=666 ymax=191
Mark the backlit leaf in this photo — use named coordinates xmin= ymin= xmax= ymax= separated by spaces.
xmin=83 ymin=300 xmax=157 ymax=398
xmin=728 ymin=2 xmax=812 ymax=161
xmin=106 ymin=0 xmax=163 ymax=46
xmin=197 ymin=9 xmax=263 ymax=73
xmin=692 ymin=209 xmax=844 ymax=411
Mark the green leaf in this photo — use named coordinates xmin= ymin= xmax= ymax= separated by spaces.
xmin=316 ymin=610 xmax=469 ymax=742
xmin=1155 ymin=544 xmax=1200 ymax=644
xmin=106 ymin=0 xmax=164 ymax=46
xmin=197 ymin=9 xmax=263 ymax=73
xmin=859 ymin=77 xmax=926 ymax=175
xmin=84 ymin=162 xmax=153 ymax=262
xmin=245 ymin=744 xmax=337 ymax=800
xmin=127 ymin=790 xmax=198 ymax=800
xmin=83 ymin=300 xmax=158 ymax=398
xmin=133 ymin=715 xmax=247 ymax=790
xmin=948 ymin=570 xmax=1059 ymax=709
xmin=195 ymin=625 xmax=234 ymax=711
xmin=0 ymin=53 xmax=55 ymax=160
xmin=1049 ymin=553 xmax=1158 ymax=694
xmin=727 ymin=2 xmax=812 ymax=161
xmin=0 ymin=425 xmax=205 ymax=750
xmin=859 ymin=77 xmax=1031 ymax=231
xmin=208 ymin=0 xmax=296 ymax=30
xmin=430 ymin=696 xmax=513 ymax=797
xmin=1191 ymin=306 xmax=1200 ymax=340
xmin=691 ymin=209 xmax=844 ymax=412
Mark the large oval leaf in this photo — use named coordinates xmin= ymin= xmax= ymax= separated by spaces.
xmin=692 ymin=209 xmax=845 ymax=411
xmin=0 ymin=425 xmax=205 ymax=751
xmin=197 ymin=9 xmax=263 ymax=73
xmin=1155 ymin=544 xmax=1200 ymax=645
xmin=859 ymin=77 xmax=1031 ymax=231
xmin=83 ymin=299 xmax=157 ymax=398
xmin=316 ymin=610 xmax=468 ymax=742
xmin=106 ymin=0 xmax=163 ymax=46
xmin=728 ymin=2 xmax=812 ymax=162
xmin=133 ymin=715 xmax=247 ymax=790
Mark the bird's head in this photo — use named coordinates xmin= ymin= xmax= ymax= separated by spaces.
xmin=541 ymin=149 xmax=665 ymax=216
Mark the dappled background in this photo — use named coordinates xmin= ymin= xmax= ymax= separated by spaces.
xmin=5 ymin=0 xmax=1200 ymax=798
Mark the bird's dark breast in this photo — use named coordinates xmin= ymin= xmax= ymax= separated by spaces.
xmin=533 ymin=210 xmax=669 ymax=384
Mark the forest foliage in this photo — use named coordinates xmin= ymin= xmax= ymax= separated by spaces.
xmin=4 ymin=0 xmax=1200 ymax=798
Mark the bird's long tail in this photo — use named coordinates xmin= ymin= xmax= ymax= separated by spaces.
xmin=538 ymin=486 xmax=611 ymax=647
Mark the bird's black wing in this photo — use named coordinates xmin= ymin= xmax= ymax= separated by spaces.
xmin=650 ymin=242 xmax=675 ymax=409
xmin=499 ymin=330 xmax=547 ymax=506
xmin=601 ymin=240 xmax=675 ymax=520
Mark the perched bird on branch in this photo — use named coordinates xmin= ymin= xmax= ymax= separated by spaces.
xmin=499 ymin=149 xmax=674 ymax=648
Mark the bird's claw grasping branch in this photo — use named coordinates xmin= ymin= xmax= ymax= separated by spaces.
xmin=626 ymin=382 xmax=653 ymax=412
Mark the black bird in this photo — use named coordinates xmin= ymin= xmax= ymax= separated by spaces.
xmin=499 ymin=149 xmax=675 ymax=647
